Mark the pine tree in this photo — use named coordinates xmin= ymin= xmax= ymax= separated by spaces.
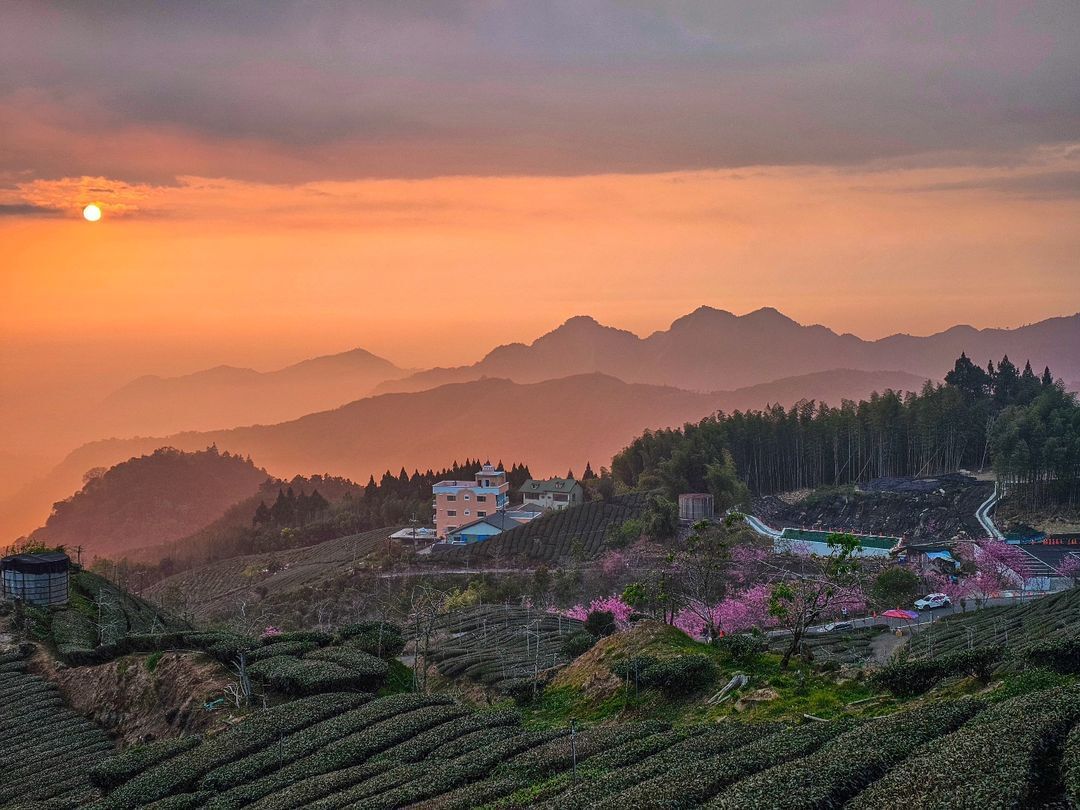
xmin=1042 ymin=366 xmax=1054 ymax=387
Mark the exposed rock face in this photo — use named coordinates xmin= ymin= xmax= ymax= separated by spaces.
xmin=29 ymin=649 xmax=238 ymax=746
xmin=753 ymin=475 xmax=993 ymax=541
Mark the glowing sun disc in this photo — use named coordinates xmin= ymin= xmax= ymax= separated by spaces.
xmin=83 ymin=204 xmax=102 ymax=222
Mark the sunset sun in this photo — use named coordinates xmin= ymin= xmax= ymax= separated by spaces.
xmin=82 ymin=203 xmax=101 ymax=222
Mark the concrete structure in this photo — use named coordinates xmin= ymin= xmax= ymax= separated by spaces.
xmin=519 ymin=477 xmax=583 ymax=511
xmin=388 ymin=527 xmax=438 ymax=542
xmin=678 ymin=493 xmax=715 ymax=522
xmin=0 ymin=552 xmax=71 ymax=606
xmin=504 ymin=503 xmax=544 ymax=524
xmin=446 ymin=511 xmax=523 ymax=544
xmin=432 ymin=462 xmax=509 ymax=538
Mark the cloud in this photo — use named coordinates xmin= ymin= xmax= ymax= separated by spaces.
xmin=1 ymin=2 xmax=1078 ymax=183
xmin=0 ymin=202 xmax=61 ymax=218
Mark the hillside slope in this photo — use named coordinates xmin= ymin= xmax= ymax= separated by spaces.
xmin=377 ymin=307 xmax=1080 ymax=394
xmin=25 ymin=447 xmax=269 ymax=558
xmin=8 ymin=368 xmax=925 ymax=545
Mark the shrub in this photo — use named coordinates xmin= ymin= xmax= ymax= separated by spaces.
xmin=247 ymin=655 xmax=370 ymax=695
xmin=872 ymin=646 xmax=1002 ymax=697
xmin=1022 ymin=629 xmax=1080 ymax=674
xmin=560 ymin=631 xmax=595 ymax=659
xmin=498 ymin=677 xmax=546 ymax=706
xmin=89 ymin=736 xmax=200 ymax=789
xmin=305 ymin=646 xmax=389 ymax=682
xmin=246 ymin=641 xmax=317 ymax=662
xmin=714 ymin=632 xmax=765 ymax=663
xmin=612 ymin=655 xmax=718 ymax=694
xmin=261 ymin=629 xmax=333 ymax=648
xmin=1065 ymin=724 xmax=1080 ymax=807
xmin=584 ymin=610 xmax=617 ymax=638
xmin=337 ymin=621 xmax=406 ymax=658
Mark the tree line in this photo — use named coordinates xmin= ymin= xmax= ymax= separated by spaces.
xmin=611 ymin=354 xmax=1078 ymax=508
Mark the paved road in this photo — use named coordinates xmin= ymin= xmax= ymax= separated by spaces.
xmin=975 ymin=484 xmax=1006 ymax=540
xmin=769 ymin=593 xmax=1048 ymax=639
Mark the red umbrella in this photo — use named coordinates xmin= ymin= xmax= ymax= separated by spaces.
xmin=881 ymin=609 xmax=920 ymax=620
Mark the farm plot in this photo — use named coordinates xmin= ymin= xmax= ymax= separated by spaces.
xmin=0 ymin=646 xmax=114 ymax=809
xmin=424 ymin=605 xmax=585 ymax=691
xmin=144 ymin=526 xmax=402 ymax=618
xmin=432 ymin=494 xmax=647 ymax=563
xmin=905 ymin=585 xmax=1080 ymax=660
xmin=91 ymin=685 xmax=1080 ymax=809
xmin=768 ymin=624 xmax=888 ymax=666
xmin=37 ymin=570 xmax=191 ymax=665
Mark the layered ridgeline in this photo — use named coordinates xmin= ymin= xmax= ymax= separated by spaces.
xmin=95 ymin=347 xmax=409 ymax=439
xmin=375 ymin=307 xmax=1080 ymax=395
xmin=6 ymin=368 xmax=926 ymax=545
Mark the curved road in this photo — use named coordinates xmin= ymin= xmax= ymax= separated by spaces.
xmin=975 ymin=483 xmax=1006 ymax=540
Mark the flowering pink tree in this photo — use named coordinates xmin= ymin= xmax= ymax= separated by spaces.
xmin=1055 ymin=554 xmax=1080 ymax=584
xmin=969 ymin=540 xmax=1027 ymax=594
xmin=260 ymin=625 xmax=282 ymax=640
xmin=552 ymin=594 xmax=635 ymax=629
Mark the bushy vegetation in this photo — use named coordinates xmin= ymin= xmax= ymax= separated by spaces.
xmin=612 ymin=654 xmax=719 ymax=695
xmin=873 ymin=647 xmax=1002 ymax=697
xmin=424 ymin=605 xmax=585 ymax=691
xmin=849 ymin=686 xmax=1080 ymax=809
xmin=0 ymin=647 xmax=113 ymax=808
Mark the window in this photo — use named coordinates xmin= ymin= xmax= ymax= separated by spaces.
xmin=464 ymin=494 xmax=470 ymax=501
xmin=446 ymin=495 xmax=457 ymax=502
xmin=554 ymin=493 xmax=569 ymax=501
xmin=464 ymin=510 xmax=471 ymax=516
xmin=476 ymin=495 xmax=487 ymax=503
xmin=447 ymin=526 xmax=457 ymax=532
xmin=477 ymin=511 xmax=487 ymax=517
xmin=447 ymin=510 xmax=457 ymax=517
xmin=483 ymin=479 xmax=490 ymax=486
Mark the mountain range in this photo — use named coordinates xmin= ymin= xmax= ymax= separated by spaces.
xmin=92 ymin=347 xmax=409 ymax=437
xmin=374 ymin=307 xmax=1080 ymax=394
xmin=4 ymin=306 xmax=1077 ymax=546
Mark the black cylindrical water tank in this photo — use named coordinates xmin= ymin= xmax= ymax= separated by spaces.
xmin=0 ymin=552 xmax=71 ymax=606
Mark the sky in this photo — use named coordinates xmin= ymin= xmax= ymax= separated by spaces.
xmin=1 ymin=1 xmax=1079 ymax=473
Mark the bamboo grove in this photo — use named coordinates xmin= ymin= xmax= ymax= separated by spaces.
xmin=612 ymin=354 xmax=1079 ymax=508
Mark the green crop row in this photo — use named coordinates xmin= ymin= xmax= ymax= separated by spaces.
xmin=246 ymin=655 xmax=371 ymax=695
xmin=336 ymin=621 xmax=405 ymax=657
xmin=848 ymin=685 xmax=1080 ymax=809
xmin=89 ymin=736 xmax=201 ymax=790
xmin=1064 ymin=724 xmax=1080 ymax=807
xmin=96 ymin=692 xmax=369 ymax=809
xmin=305 ymin=646 xmax=388 ymax=678
xmin=872 ymin=646 xmax=1001 ymax=696
xmin=709 ymin=698 xmax=984 ymax=809
xmin=507 ymin=721 xmax=669 ymax=780
xmin=544 ymin=724 xmax=772 ymax=809
xmin=375 ymin=709 xmax=520 ymax=764
xmin=198 ymin=700 xmax=465 ymax=791
xmin=244 ymin=762 xmax=393 ymax=810
xmin=1022 ymin=627 xmax=1080 ymax=674
xmin=246 ymin=641 xmax=317 ymax=661
xmin=262 ymin=629 xmax=334 ymax=648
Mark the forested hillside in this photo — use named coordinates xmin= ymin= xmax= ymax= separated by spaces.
xmin=614 ymin=354 xmax=1079 ymax=509
xmin=21 ymin=447 xmax=269 ymax=558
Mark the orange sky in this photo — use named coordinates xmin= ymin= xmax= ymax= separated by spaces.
xmin=2 ymin=2 xmax=1079 ymax=494
xmin=4 ymin=159 xmax=1079 ymax=377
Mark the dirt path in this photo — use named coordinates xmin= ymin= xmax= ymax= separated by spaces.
xmin=870 ymin=630 xmax=907 ymax=664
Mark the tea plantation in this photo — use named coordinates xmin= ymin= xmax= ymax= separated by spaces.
xmin=432 ymin=494 xmax=647 ymax=562
xmin=81 ymin=684 xmax=1080 ymax=808
xmin=426 ymin=605 xmax=585 ymax=692
xmin=0 ymin=645 xmax=114 ymax=809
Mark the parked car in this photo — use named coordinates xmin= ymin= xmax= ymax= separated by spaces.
xmin=914 ymin=593 xmax=952 ymax=610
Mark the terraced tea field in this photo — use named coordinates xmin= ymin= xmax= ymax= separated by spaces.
xmin=906 ymin=585 xmax=1080 ymax=659
xmin=0 ymin=645 xmax=114 ymax=809
xmin=144 ymin=526 xmax=403 ymax=620
xmin=86 ymin=684 xmax=1080 ymax=808
xmin=425 ymin=605 xmax=585 ymax=691
xmin=432 ymin=494 xmax=647 ymax=563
